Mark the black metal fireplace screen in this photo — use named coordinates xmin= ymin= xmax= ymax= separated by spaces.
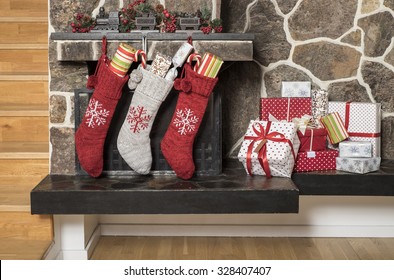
xmin=75 ymin=86 xmax=222 ymax=176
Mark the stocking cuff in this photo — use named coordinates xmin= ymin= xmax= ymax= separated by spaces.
xmin=95 ymin=63 xmax=129 ymax=100
xmin=185 ymin=63 xmax=218 ymax=97
xmin=136 ymin=68 xmax=174 ymax=102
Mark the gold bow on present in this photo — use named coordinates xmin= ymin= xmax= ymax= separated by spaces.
xmin=292 ymin=115 xmax=316 ymax=135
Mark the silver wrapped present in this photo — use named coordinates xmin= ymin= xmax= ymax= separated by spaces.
xmin=336 ymin=157 xmax=381 ymax=174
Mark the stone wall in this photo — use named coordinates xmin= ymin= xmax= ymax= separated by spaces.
xmin=221 ymin=0 xmax=394 ymax=159
xmin=49 ymin=0 xmax=394 ymax=174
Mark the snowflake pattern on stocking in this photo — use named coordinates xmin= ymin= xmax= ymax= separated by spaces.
xmin=127 ymin=105 xmax=152 ymax=133
xmin=173 ymin=108 xmax=199 ymax=136
xmin=85 ymin=97 xmax=110 ymax=128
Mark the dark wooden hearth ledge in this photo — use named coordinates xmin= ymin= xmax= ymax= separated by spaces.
xmin=30 ymin=160 xmax=394 ymax=215
xmin=30 ymin=162 xmax=298 ymax=215
xmin=293 ymin=159 xmax=394 ymax=196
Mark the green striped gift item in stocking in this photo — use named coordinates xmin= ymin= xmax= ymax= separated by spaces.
xmin=320 ymin=112 xmax=349 ymax=144
xmin=108 ymin=43 xmax=136 ymax=77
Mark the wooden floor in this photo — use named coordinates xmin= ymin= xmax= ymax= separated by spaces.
xmin=91 ymin=236 xmax=394 ymax=260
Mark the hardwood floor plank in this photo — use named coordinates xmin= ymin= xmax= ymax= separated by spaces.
xmin=0 ymin=239 xmax=52 ymax=260
xmin=0 ymin=212 xmax=52 ymax=241
xmin=91 ymin=236 xmax=394 ymax=260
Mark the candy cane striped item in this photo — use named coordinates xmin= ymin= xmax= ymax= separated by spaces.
xmin=108 ymin=43 xmax=136 ymax=77
xmin=320 ymin=112 xmax=349 ymax=144
xmin=134 ymin=49 xmax=146 ymax=69
xmin=187 ymin=53 xmax=202 ymax=71
xmin=197 ymin=52 xmax=223 ymax=78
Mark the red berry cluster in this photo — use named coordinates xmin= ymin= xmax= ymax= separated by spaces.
xmin=200 ymin=18 xmax=223 ymax=34
xmin=70 ymin=13 xmax=96 ymax=33
xmin=162 ymin=9 xmax=177 ymax=33
xmin=127 ymin=0 xmax=145 ymax=9
xmin=214 ymin=26 xmax=223 ymax=33
xmin=200 ymin=26 xmax=212 ymax=34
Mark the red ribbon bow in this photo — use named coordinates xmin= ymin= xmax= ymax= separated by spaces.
xmin=244 ymin=121 xmax=295 ymax=178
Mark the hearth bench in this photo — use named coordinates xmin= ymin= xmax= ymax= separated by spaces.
xmin=30 ymin=160 xmax=394 ymax=215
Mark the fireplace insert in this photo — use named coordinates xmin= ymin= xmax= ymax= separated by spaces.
xmin=74 ymin=86 xmax=222 ymax=176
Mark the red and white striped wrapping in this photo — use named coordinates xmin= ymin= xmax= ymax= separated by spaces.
xmin=294 ymin=149 xmax=338 ymax=172
xmin=328 ymin=101 xmax=381 ymax=157
xmin=260 ymin=97 xmax=312 ymax=122
xmin=237 ymin=120 xmax=300 ymax=178
xmin=320 ymin=112 xmax=349 ymax=145
xmin=108 ymin=43 xmax=136 ymax=77
xmin=196 ymin=52 xmax=223 ymax=78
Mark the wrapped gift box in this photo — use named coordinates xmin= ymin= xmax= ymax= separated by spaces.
xmin=336 ymin=157 xmax=381 ymax=174
xmin=311 ymin=89 xmax=328 ymax=127
xmin=339 ymin=141 xmax=372 ymax=158
xmin=294 ymin=149 xmax=338 ymax=172
xmin=260 ymin=97 xmax=312 ymax=122
xmin=238 ymin=120 xmax=300 ymax=178
xmin=197 ymin=52 xmax=223 ymax=78
xmin=297 ymin=128 xmax=327 ymax=152
xmin=320 ymin=112 xmax=349 ymax=144
xmin=328 ymin=101 xmax=381 ymax=156
xmin=281 ymin=81 xmax=311 ymax=97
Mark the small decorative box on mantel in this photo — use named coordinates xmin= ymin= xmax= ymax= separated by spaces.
xmin=135 ymin=16 xmax=156 ymax=30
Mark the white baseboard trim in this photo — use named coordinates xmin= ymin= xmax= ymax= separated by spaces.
xmin=100 ymin=224 xmax=394 ymax=238
xmin=86 ymin=225 xmax=102 ymax=259
xmin=42 ymin=241 xmax=61 ymax=260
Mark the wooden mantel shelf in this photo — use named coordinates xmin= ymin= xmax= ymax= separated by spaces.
xmin=30 ymin=160 xmax=394 ymax=215
xmin=50 ymin=32 xmax=254 ymax=61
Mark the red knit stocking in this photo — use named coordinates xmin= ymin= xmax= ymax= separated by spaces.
xmin=75 ymin=64 xmax=128 ymax=177
xmin=160 ymin=64 xmax=218 ymax=179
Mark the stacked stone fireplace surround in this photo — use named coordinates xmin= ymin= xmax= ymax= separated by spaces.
xmin=49 ymin=0 xmax=394 ymax=176
xmin=35 ymin=1 xmax=394 ymax=259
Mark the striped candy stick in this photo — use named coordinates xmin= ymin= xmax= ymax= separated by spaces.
xmin=134 ymin=49 xmax=147 ymax=69
xmin=187 ymin=53 xmax=202 ymax=72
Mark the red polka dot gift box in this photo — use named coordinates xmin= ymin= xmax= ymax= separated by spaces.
xmin=328 ymin=101 xmax=381 ymax=157
xmin=293 ymin=149 xmax=338 ymax=172
xmin=237 ymin=120 xmax=300 ymax=178
xmin=260 ymin=97 xmax=312 ymax=122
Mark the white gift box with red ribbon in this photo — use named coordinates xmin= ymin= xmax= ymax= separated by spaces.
xmin=328 ymin=101 xmax=381 ymax=157
xmin=237 ymin=120 xmax=300 ymax=178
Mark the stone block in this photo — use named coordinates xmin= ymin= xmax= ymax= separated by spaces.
xmin=50 ymin=95 xmax=67 ymax=124
xmin=293 ymin=42 xmax=361 ymax=81
xmin=50 ymin=127 xmax=75 ymax=175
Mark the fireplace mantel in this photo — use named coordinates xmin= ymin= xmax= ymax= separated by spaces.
xmin=50 ymin=32 xmax=254 ymax=61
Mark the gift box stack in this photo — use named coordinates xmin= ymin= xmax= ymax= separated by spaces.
xmin=238 ymin=81 xmax=382 ymax=178
xmin=325 ymin=102 xmax=382 ymax=174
